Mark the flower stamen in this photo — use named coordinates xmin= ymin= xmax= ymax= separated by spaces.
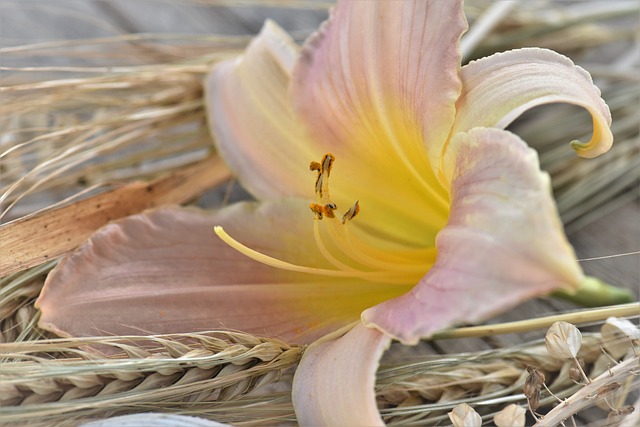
xmin=307 ymin=154 xmax=432 ymax=276
xmin=309 ymin=203 xmax=337 ymax=220
xmin=341 ymin=201 xmax=360 ymax=224
xmin=311 ymin=153 xmax=335 ymax=201
xmin=213 ymin=153 xmax=432 ymax=285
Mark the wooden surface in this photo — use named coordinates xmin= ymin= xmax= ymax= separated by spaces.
xmin=2 ymin=0 xmax=638 ymax=424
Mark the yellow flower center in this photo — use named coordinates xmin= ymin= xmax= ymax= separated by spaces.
xmin=214 ymin=153 xmax=435 ymax=285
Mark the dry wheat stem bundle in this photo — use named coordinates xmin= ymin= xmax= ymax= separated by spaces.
xmin=1 ymin=321 xmax=638 ymax=426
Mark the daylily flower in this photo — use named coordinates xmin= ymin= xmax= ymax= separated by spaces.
xmin=36 ymin=0 xmax=613 ymax=424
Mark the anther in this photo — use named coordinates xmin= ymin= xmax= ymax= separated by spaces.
xmin=321 ymin=153 xmax=335 ymax=176
xmin=309 ymin=161 xmax=322 ymax=172
xmin=315 ymin=173 xmax=324 ymax=197
xmin=323 ymin=203 xmax=337 ymax=219
xmin=341 ymin=201 xmax=360 ymax=224
xmin=310 ymin=203 xmax=325 ymax=220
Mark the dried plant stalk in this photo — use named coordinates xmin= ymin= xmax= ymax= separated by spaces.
xmin=0 ymin=332 xmax=304 ymax=426
xmin=535 ymin=355 xmax=639 ymax=427
xmin=1 ymin=321 xmax=637 ymax=426
xmin=0 ymin=58 xmax=235 ymax=223
xmin=377 ymin=332 xmax=639 ymax=425
xmin=0 ymin=155 xmax=231 ymax=276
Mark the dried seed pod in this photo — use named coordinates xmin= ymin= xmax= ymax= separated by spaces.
xmin=569 ymin=367 xmax=582 ymax=383
xmin=524 ymin=366 xmax=545 ymax=398
xmin=494 ymin=404 xmax=527 ymax=427
xmin=528 ymin=390 xmax=541 ymax=413
xmin=601 ymin=317 xmax=640 ymax=359
xmin=603 ymin=318 xmax=640 ymax=340
xmin=546 ymin=321 xmax=582 ymax=359
xmin=448 ymin=403 xmax=482 ymax=427
xmin=569 ymin=359 xmax=585 ymax=383
xmin=607 ymin=405 xmax=636 ymax=424
xmin=616 ymin=405 xmax=635 ymax=415
xmin=524 ymin=366 xmax=545 ymax=412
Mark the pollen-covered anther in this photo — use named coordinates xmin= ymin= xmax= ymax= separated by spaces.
xmin=312 ymin=153 xmax=336 ymax=199
xmin=310 ymin=203 xmax=325 ymax=220
xmin=341 ymin=201 xmax=360 ymax=224
xmin=310 ymin=203 xmax=338 ymax=220
xmin=309 ymin=161 xmax=322 ymax=172
xmin=323 ymin=203 xmax=337 ymax=219
xmin=321 ymin=153 xmax=335 ymax=175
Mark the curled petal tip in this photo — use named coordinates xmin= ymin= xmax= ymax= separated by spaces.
xmin=456 ymin=48 xmax=613 ymax=159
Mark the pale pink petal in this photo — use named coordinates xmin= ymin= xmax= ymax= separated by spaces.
xmin=81 ymin=414 xmax=229 ymax=427
xmin=292 ymin=323 xmax=391 ymax=426
xmin=292 ymin=0 xmax=466 ymax=166
xmin=363 ymin=128 xmax=584 ymax=344
xmin=288 ymin=0 xmax=467 ymax=246
xmin=205 ymin=21 xmax=314 ymax=199
xmin=37 ymin=202 xmax=403 ymax=344
xmin=453 ymin=48 xmax=612 ymax=158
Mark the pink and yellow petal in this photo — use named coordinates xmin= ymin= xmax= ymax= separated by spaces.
xmin=290 ymin=0 xmax=468 ymax=246
xmin=36 ymin=202 xmax=404 ymax=344
xmin=292 ymin=323 xmax=391 ymax=426
xmin=452 ymin=48 xmax=612 ymax=159
xmin=205 ymin=21 xmax=315 ymax=200
xmin=292 ymin=0 xmax=466 ymax=168
xmin=363 ymin=128 xmax=583 ymax=344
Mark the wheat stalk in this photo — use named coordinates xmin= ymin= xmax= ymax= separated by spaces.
xmin=377 ymin=332 xmax=639 ymax=425
xmin=1 ymin=324 xmax=637 ymax=426
xmin=0 ymin=61 xmax=224 ymax=222
xmin=0 ymin=332 xmax=304 ymax=426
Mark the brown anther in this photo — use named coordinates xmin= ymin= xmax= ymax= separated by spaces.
xmin=323 ymin=203 xmax=337 ymax=219
xmin=310 ymin=203 xmax=324 ymax=220
xmin=310 ymin=161 xmax=322 ymax=172
xmin=321 ymin=153 xmax=335 ymax=175
xmin=311 ymin=153 xmax=336 ymax=198
xmin=315 ymin=173 xmax=324 ymax=197
xmin=341 ymin=201 xmax=360 ymax=224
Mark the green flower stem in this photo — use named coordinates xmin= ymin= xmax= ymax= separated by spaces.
xmin=552 ymin=276 xmax=634 ymax=307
